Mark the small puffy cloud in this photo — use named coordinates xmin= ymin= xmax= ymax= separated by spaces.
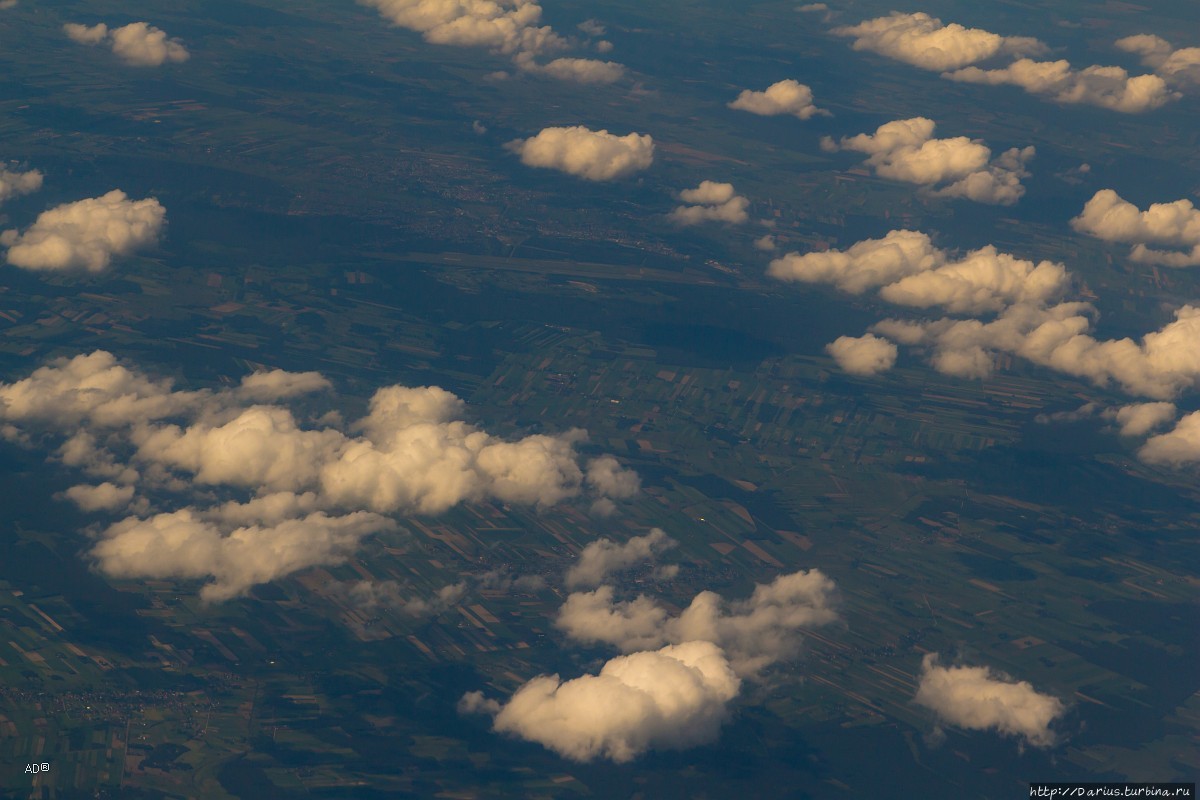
xmin=467 ymin=641 xmax=741 ymax=763
xmin=584 ymin=455 xmax=640 ymax=515
xmin=577 ymin=19 xmax=606 ymax=37
xmin=944 ymin=59 xmax=1176 ymax=114
xmin=361 ymin=0 xmax=626 ymax=82
xmin=669 ymin=181 xmax=750 ymax=226
xmin=754 ymin=235 xmax=776 ymax=251
xmin=2 ymin=190 xmax=165 ymax=273
xmin=0 ymin=168 xmax=43 ymax=204
xmin=1072 ymin=189 xmax=1200 ymax=267
xmin=826 ymin=334 xmax=897 ymax=376
xmin=1110 ymin=402 xmax=1176 ymax=437
xmin=1116 ymin=34 xmax=1200 ymax=86
xmin=360 ymin=0 xmax=565 ymax=56
xmin=0 ymin=351 xmax=639 ymax=599
xmin=506 ymin=126 xmax=654 ymax=181
xmin=566 ymin=528 xmax=676 ymax=589
xmin=65 ymin=22 xmax=189 ymax=66
xmin=822 ymin=118 xmax=1033 ymax=205
xmin=769 ymin=230 xmax=1068 ymax=313
xmin=236 ymin=369 xmax=331 ymax=402
xmin=914 ymin=654 xmax=1064 ymax=747
xmin=109 ymin=22 xmax=190 ymax=66
xmin=64 ymin=482 xmax=135 ymax=513
xmin=832 ymin=12 xmax=1044 ymax=72
xmin=557 ymin=569 xmax=838 ymax=677
xmin=797 ymin=3 xmax=828 ymax=11
xmin=0 ymin=1 xmax=18 ymax=9
xmin=515 ymin=53 xmax=625 ymax=84
xmin=64 ymin=22 xmax=109 ymax=45
xmin=728 ymin=79 xmax=828 ymax=120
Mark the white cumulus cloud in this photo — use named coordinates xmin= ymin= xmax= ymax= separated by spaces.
xmin=506 ymin=126 xmax=654 ymax=181
xmin=1138 ymin=410 xmax=1200 ymax=464
xmin=773 ymin=229 xmax=1200 ymax=397
xmin=1109 ymin=402 xmax=1176 ymax=437
xmin=514 ymin=53 xmax=625 ymax=84
xmin=1116 ymin=34 xmax=1200 ymax=86
xmin=944 ymin=59 xmax=1176 ymax=114
xmin=557 ymin=569 xmax=839 ymax=677
xmin=65 ymin=22 xmax=189 ymax=66
xmin=872 ymin=302 xmax=1200 ymax=399
xmin=914 ymin=654 xmax=1064 ymax=747
xmin=669 ymin=181 xmax=750 ymax=226
xmin=463 ymin=641 xmax=741 ymax=763
xmin=1072 ymin=189 xmax=1200 ymax=267
xmin=832 ymin=12 xmax=1044 ymax=72
xmin=359 ymin=0 xmax=564 ymax=55
xmin=360 ymin=0 xmax=626 ymax=83
xmin=64 ymin=22 xmax=109 ymax=45
xmin=728 ymin=79 xmax=828 ymax=120
xmin=822 ymin=118 xmax=1033 ymax=205
xmin=0 ymin=351 xmax=639 ymax=599
xmin=826 ymin=334 xmax=897 ymax=376
xmin=64 ymin=482 xmax=136 ymax=513
xmin=2 ymin=190 xmax=165 ymax=273
xmin=566 ymin=528 xmax=676 ymax=589
xmin=0 ymin=168 xmax=42 ymax=205
xmin=768 ymin=230 xmax=1069 ymax=313
xmin=92 ymin=509 xmax=393 ymax=603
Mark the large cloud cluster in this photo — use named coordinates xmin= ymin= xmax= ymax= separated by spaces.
xmin=832 ymin=13 xmax=1176 ymax=114
xmin=914 ymin=654 xmax=1064 ymax=747
xmin=728 ymin=80 xmax=828 ymax=120
xmin=873 ymin=302 xmax=1200 ymax=398
xmin=360 ymin=0 xmax=622 ymax=84
xmin=462 ymin=641 xmax=740 ymax=763
xmin=821 ymin=118 xmax=1033 ymax=205
xmin=668 ymin=181 xmax=750 ymax=226
xmin=64 ymin=22 xmax=190 ymax=67
xmin=774 ymin=230 xmax=1200 ymax=400
xmin=943 ymin=59 xmax=1177 ymax=114
xmin=506 ymin=126 xmax=654 ymax=181
xmin=1071 ymin=189 xmax=1200 ymax=267
xmin=768 ymin=230 xmax=1069 ymax=313
xmin=465 ymin=549 xmax=838 ymax=762
xmin=557 ymin=569 xmax=839 ymax=677
xmin=1116 ymin=35 xmax=1200 ymax=87
xmin=0 ymin=168 xmax=42 ymax=205
xmin=1 ymin=190 xmax=165 ymax=273
xmin=832 ymin=12 xmax=1044 ymax=72
xmin=0 ymin=351 xmax=638 ymax=600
